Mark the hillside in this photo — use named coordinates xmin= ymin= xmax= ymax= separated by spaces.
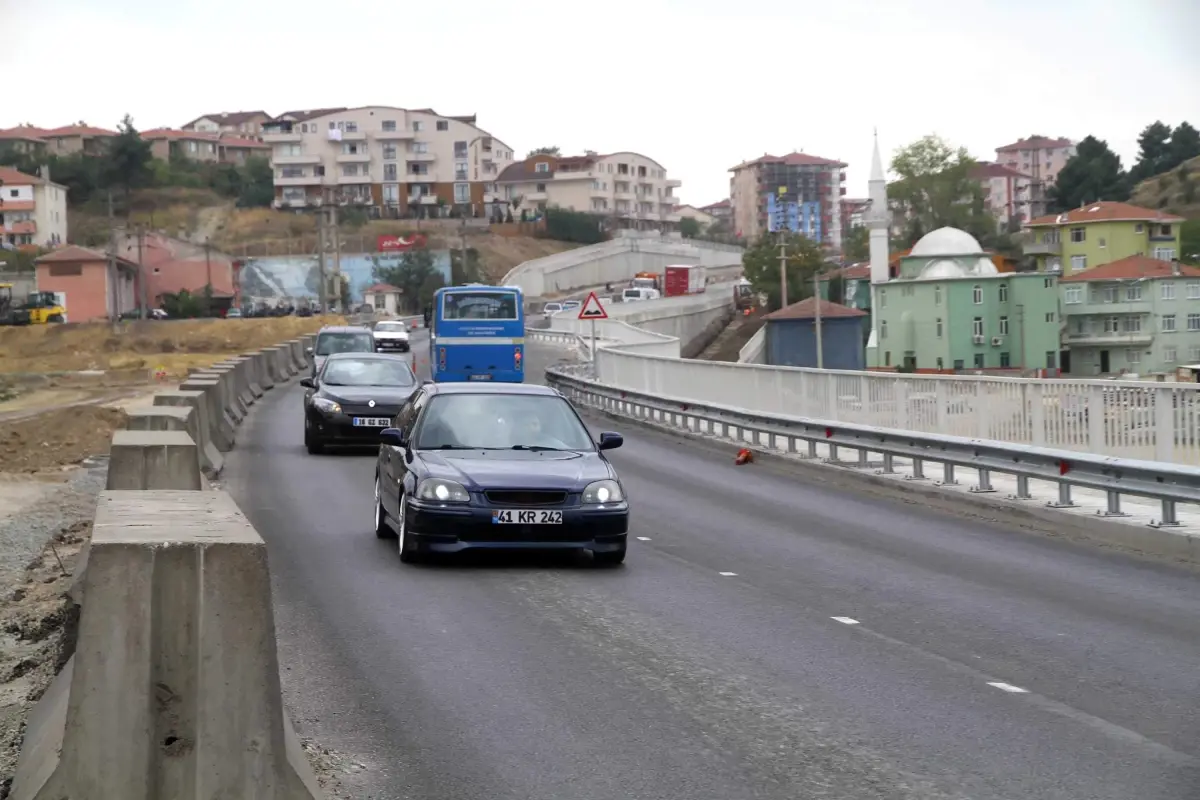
xmin=1130 ymin=154 xmax=1200 ymax=218
xmin=67 ymin=189 xmax=581 ymax=282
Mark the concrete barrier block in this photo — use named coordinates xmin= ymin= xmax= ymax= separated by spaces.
xmin=209 ymin=361 xmax=250 ymax=417
xmin=106 ymin=430 xmax=203 ymax=490
xmin=179 ymin=378 xmax=234 ymax=452
xmin=124 ymin=406 xmax=206 ymax=477
xmin=192 ymin=368 xmax=242 ymax=424
xmin=263 ymin=347 xmax=288 ymax=384
xmin=279 ymin=345 xmax=299 ymax=378
xmin=237 ymin=352 xmax=266 ymax=398
xmin=217 ymin=357 xmax=257 ymax=410
xmin=153 ymin=390 xmax=223 ymax=478
xmin=247 ymin=351 xmax=276 ymax=391
xmin=9 ymin=490 xmax=323 ymax=800
xmin=287 ymin=339 xmax=306 ymax=372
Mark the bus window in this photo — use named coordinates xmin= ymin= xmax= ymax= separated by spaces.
xmin=441 ymin=291 xmax=519 ymax=321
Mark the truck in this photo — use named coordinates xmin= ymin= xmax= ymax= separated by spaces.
xmin=663 ymin=264 xmax=707 ymax=297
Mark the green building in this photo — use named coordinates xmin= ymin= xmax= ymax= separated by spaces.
xmin=1023 ymin=201 xmax=1185 ymax=274
xmin=1060 ymin=254 xmax=1200 ymax=376
xmin=867 ymin=227 xmax=1062 ymax=372
xmin=819 ymin=263 xmax=872 ymax=339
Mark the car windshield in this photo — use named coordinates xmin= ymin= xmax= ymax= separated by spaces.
xmin=415 ymin=394 xmax=595 ymax=451
xmin=375 ymin=322 xmax=406 ymax=332
xmin=315 ymin=332 xmax=374 ymax=355
xmin=441 ymin=291 xmax=519 ymax=321
xmin=321 ymin=358 xmax=416 ymax=387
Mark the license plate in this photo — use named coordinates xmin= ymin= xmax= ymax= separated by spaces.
xmin=469 ymin=374 xmax=493 ymax=381
xmin=492 ymin=509 xmax=562 ymax=525
xmin=352 ymin=417 xmax=391 ymax=427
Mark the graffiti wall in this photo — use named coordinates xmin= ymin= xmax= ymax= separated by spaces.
xmin=239 ymin=250 xmax=453 ymax=304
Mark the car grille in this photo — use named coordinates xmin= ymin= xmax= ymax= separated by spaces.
xmin=375 ymin=339 xmax=409 ymax=350
xmin=484 ymin=490 xmax=568 ymax=506
xmin=340 ymin=404 xmax=401 ymax=417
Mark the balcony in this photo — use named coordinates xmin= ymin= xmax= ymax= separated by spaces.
xmin=336 ymin=152 xmax=371 ymax=164
xmin=330 ymin=129 xmax=367 ymax=142
xmin=275 ymin=174 xmax=319 ymax=186
xmin=274 ymin=195 xmax=317 ymax=209
xmin=2 ymin=221 xmax=36 ymax=234
xmin=1020 ymin=233 xmax=1060 ymax=255
xmin=454 ymin=171 xmax=469 ymax=182
xmin=272 ymin=153 xmax=321 ymax=166
xmin=0 ymin=201 xmax=35 ymax=212
xmin=665 ymin=178 xmax=681 ymax=188
xmin=1065 ymin=331 xmax=1153 ymax=347
xmin=1149 ymin=232 xmax=1177 ymax=242
xmin=526 ymin=191 xmax=548 ymax=202
xmin=263 ymin=130 xmax=301 ymax=143
xmin=407 ymin=152 xmax=435 ymax=163
xmin=336 ymin=173 xmax=372 ymax=185
xmin=375 ymin=128 xmax=413 ymax=141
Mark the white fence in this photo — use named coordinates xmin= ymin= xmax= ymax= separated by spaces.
xmin=535 ymin=295 xmax=1200 ymax=465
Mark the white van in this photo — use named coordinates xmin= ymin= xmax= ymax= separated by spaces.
xmin=622 ymin=287 xmax=661 ymax=302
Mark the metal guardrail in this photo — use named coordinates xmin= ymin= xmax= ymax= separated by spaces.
xmin=545 ymin=367 xmax=1200 ymax=529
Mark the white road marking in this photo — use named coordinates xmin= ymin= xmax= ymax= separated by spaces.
xmin=636 ymin=536 xmax=651 ymax=541
xmin=718 ymin=571 xmax=738 ymax=577
xmin=831 ymin=616 xmax=860 ymax=625
xmin=987 ymin=682 xmax=1029 ymax=693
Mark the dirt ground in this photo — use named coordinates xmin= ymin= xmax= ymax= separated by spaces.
xmin=0 ymin=407 xmax=128 ymax=473
xmin=0 ymin=315 xmax=339 ymax=376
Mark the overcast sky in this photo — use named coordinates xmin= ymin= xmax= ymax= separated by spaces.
xmin=3 ymin=0 xmax=1197 ymax=205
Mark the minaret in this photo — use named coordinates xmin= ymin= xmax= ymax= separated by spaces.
xmin=867 ymin=130 xmax=890 ymax=285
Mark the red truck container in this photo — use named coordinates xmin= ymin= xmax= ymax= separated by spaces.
xmin=663 ymin=264 xmax=707 ymax=297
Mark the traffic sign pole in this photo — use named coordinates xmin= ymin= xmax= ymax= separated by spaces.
xmin=577 ymin=291 xmax=608 ymax=364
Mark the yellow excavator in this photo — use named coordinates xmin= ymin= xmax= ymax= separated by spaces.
xmin=0 ymin=284 xmax=66 ymax=325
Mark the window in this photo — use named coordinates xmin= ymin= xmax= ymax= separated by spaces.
xmin=535 ymin=162 xmax=550 ymax=173
xmin=1102 ymin=285 xmax=1118 ymax=303
xmin=974 ymin=353 xmax=985 ymax=368
xmin=880 ymin=290 xmax=886 ymax=307
xmin=321 ymin=358 xmax=415 ymax=387
xmin=972 ymin=284 xmax=982 ymax=304
xmin=1123 ymin=316 xmax=1142 ymax=333
xmin=999 ymin=316 xmax=1009 ymax=335
xmin=453 ymin=183 xmax=470 ymax=203
xmin=441 ymin=290 xmax=519 ymax=321
xmin=972 ymin=317 xmax=983 ymax=336
xmin=1159 ymin=224 xmax=1173 ymax=236
xmin=1154 ymin=247 xmax=1177 ymax=260
xmin=1126 ymin=349 xmax=1141 ymax=364
xmin=341 ymin=142 xmax=363 ymax=155
xmin=1064 ymin=286 xmax=1082 ymax=304
xmin=934 ymin=286 xmax=941 ymax=305
xmin=382 ymin=120 xmax=396 ymax=132
xmin=345 ymin=122 xmax=359 ymax=133
xmin=340 ymin=164 xmax=359 ymax=176
xmin=1135 ymin=224 xmax=1145 ymax=234
xmin=383 ymin=144 xmax=397 ymax=159
xmin=999 ymin=352 xmax=1010 ymax=368
xmin=1191 ymin=347 xmax=1200 ymax=362
xmin=1164 ymin=347 xmax=1178 ymax=363
xmin=881 ymin=320 xmax=888 ymax=339
xmin=1126 ymin=284 xmax=1142 ymax=301
xmin=455 ymin=160 xmax=468 ymax=181
xmin=279 ymin=166 xmax=304 ymax=178
xmin=998 ymin=284 xmax=1008 ymax=302
xmin=1104 ymin=316 xmax=1119 ymax=333
xmin=382 ymin=184 xmax=400 ymax=205
xmin=935 ymin=318 xmax=943 ymax=337
xmin=436 ymin=120 xmax=449 ymax=131
xmin=1069 ymin=227 xmax=1085 ymax=243
xmin=1098 ymin=237 xmax=1107 ymax=248
xmin=383 ymin=163 xmax=398 ymax=180
xmin=1161 ymin=282 xmax=1176 ymax=300
xmin=277 ymin=143 xmax=301 ymax=156
xmin=407 ymin=163 xmax=428 ymax=175
xmin=1188 ymin=281 xmax=1200 ymax=299
xmin=1045 ymin=351 xmax=1057 ymax=369
xmin=953 ymin=359 xmax=964 ymax=370
xmin=410 ymin=141 xmax=428 ymax=154
xmin=1162 ymin=314 xmax=1177 ymax=332
xmin=1189 ymin=313 xmax=1200 ymax=331
xmin=412 ymin=120 xmax=424 ymax=132
xmin=536 ymin=183 xmax=547 ymax=192
xmin=1071 ymin=255 xmax=1087 ymax=271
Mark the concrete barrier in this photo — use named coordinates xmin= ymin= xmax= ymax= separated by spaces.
xmin=105 ymin=430 xmax=203 ymax=491
xmin=269 ymin=345 xmax=295 ymax=380
xmin=153 ymin=390 xmax=223 ymax=478
xmin=247 ymin=350 xmax=276 ymax=391
xmin=180 ymin=377 xmax=234 ymax=452
xmin=189 ymin=370 xmax=240 ymax=435
xmin=210 ymin=359 xmax=252 ymax=417
xmin=123 ymin=406 xmax=205 ymax=477
xmin=9 ymin=490 xmax=322 ymax=800
xmin=287 ymin=339 xmax=307 ymax=372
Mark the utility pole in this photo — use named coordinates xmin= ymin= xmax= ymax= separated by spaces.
xmin=106 ymin=191 xmax=118 ymax=321
xmin=777 ymin=237 xmax=788 ymax=310
xmin=813 ymin=272 xmax=824 ymax=369
xmin=316 ymin=209 xmax=328 ymax=314
xmin=331 ymin=205 xmax=342 ymax=312
xmin=136 ymin=225 xmax=147 ymax=316
xmin=203 ymin=237 xmax=213 ymax=317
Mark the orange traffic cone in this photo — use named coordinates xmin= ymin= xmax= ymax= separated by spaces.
xmin=735 ymin=448 xmax=754 ymax=465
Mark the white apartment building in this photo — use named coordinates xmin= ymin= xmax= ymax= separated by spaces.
xmin=182 ymin=111 xmax=275 ymax=140
xmin=994 ymin=135 xmax=1076 ymax=220
xmin=970 ymin=161 xmax=1036 ymax=228
xmin=0 ymin=166 xmax=67 ymax=248
xmin=262 ymin=106 xmax=516 ymax=218
xmin=494 ymin=152 xmax=682 ymax=230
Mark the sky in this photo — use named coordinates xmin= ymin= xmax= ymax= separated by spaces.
xmin=2 ymin=0 xmax=1198 ymax=206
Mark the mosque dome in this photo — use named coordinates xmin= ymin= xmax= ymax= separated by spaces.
xmin=910 ymin=227 xmax=984 ymax=257
xmin=921 ymin=259 xmax=969 ymax=279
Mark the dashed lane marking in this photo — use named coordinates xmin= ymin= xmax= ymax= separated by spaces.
xmin=636 ymin=536 xmax=651 ymax=541
xmin=987 ymin=682 xmax=1029 ymax=693
xmin=718 ymin=571 xmax=738 ymax=577
xmin=831 ymin=616 xmax=860 ymax=625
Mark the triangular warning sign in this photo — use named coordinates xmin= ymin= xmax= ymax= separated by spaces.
xmin=577 ymin=291 xmax=608 ymax=320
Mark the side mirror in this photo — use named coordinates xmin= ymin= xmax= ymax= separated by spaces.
xmin=299 ymin=377 xmax=315 ymax=389
xmin=305 ymin=346 xmax=314 ymax=355
xmin=380 ymin=427 xmax=408 ymax=448
xmin=597 ymin=432 xmax=623 ymax=451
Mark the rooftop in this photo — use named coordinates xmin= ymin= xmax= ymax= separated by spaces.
xmin=730 ymin=152 xmax=847 ymax=172
xmin=996 ymin=135 xmax=1074 ymax=152
xmin=0 ymin=166 xmax=44 ymax=186
xmin=765 ymin=296 xmax=867 ymax=321
xmin=1026 ymin=201 xmax=1185 ymax=227
xmin=1060 ymin=255 xmax=1200 ymax=282
xmin=970 ymin=161 xmax=1033 ymax=180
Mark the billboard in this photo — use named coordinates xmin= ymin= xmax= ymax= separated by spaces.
xmin=377 ymin=234 xmax=428 ymax=252
xmin=765 ymin=195 xmax=822 ymax=242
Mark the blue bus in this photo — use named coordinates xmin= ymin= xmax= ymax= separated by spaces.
xmin=429 ymin=284 xmax=525 ymax=382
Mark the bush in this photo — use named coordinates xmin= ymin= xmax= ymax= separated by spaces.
xmin=539 ymin=208 xmax=608 ymax=245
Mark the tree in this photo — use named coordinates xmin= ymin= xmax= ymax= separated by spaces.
xmin=1047 ymin=135 xmax=1129 ymax=212
xmin=105 ymin=114 xmax=153 ymax=199
xmin=1130 ymin=121 xmax=1173 ymax=183
xmin=1169 ymin=122 xmax=1200 ymax=170
xmin=740 ymin=233 xmax=825 ymax=311
xmin=526 ymin=146 xmax=561 ymax=157
xmin=678 ymin=216 xmax=702 ymax=238
xmin=1182 ymin=219 xmax=1200 ymax=266
xmin=843 ymin=225 xmax=869 ymax=261
xmin=236 ymin=156 xmax=275 ymax=208
xmin=371 ymin=248 xmax=443 ymax=312
xmin=450 ymin=247 xmax=485 ymax=284
xmin=887 ymin=135 xmax=990 ymax=247
xmin=826 ymin=271 xmax=846 ymax=305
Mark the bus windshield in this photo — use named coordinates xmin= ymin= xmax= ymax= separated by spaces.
xmin=441 ymin=291 xmax=519 ymax=321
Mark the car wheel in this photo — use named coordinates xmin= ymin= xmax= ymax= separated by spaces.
xmin=304 ymin=423 xmax=324 ymax=454
xmin=374 ymin=476 xmax=395 ymax=539
xmin=397 ymin=494 xmax=419 ymax=563
xmin=593 ymin=541 xmax=627 ymax=567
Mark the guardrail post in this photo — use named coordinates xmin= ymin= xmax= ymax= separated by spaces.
xmin=1047 ymin=482 xmax=1075 ymax=508
xmin=1101 ymin=490 xmax=1129 ymax=517
xmin=906 ymin=458 xmax=926 ymax=480
xmin=857 ymin=446 xmax=870 ymax=468
xmin=970 ymin=468 xmax=996 ymax=493
xmin=1150 ymin=499 xmax=1182 ymax=528
xmin=938 ymin=462 xmax=958 ymax=486
xmin=1010 ymin=475 xmax=1033 ymax=500
xmin=879 ymin=452 xmax=896 ymax=474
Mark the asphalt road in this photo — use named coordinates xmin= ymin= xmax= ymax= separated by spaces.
xmin=225 ymin=332 xmax=1200 ymax=800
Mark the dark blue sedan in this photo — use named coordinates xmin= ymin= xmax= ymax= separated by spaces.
xmin=373 ymin=382 xmax=629 ymax=565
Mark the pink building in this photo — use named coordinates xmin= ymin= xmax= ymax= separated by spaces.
xmin=994 ymin=135 xmax=1076 ymax=220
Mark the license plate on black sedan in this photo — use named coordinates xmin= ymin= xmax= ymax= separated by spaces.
xmin=492 ymin=509 xmax=562 ymax=524
xmin=352 ymin=417 xmax=391 ymax=427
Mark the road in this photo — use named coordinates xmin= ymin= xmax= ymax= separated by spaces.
xmin=225 ymin=331 xmax=1200 ymax=800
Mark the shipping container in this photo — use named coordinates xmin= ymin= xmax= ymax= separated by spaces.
xmin=663 ymin=264 xmax=707 ymax=297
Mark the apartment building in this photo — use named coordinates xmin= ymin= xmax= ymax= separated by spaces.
xmin=262 ymin=106 xmax=515 ymax=217
xmin=729 ymin=152 xmax=846 ymax=250
xmin=970 ymin=161 xmax=1035 ymax=228
xmin=182 ymin=111 xmax=274 ymax=140
xmin=841 ymin=197 xmax=870 ymax=230
xmin=1060 ymin=255 xmax=1200 ymax=376
xmin=1022 ymin=201 xmax=1185 ymax=274
xmin=994 ymin=135 xmax=1075 ymax=220
xmin=141 ymin=129 xmax=270 ymax=165
xmin=0 ymin=166 xmax=68 ymax=248
xmin=0 ymin=124 xmax=115 ymax=157
xmin=495 ymin=152 xmax=681 ymax=229
xmin=699 ymin=199 xmax=732 ymax=226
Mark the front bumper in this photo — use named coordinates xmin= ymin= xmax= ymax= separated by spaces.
xmin=374 ymin=338 xmax=410 ymax=352
xmin=306 ymin=407 xmax=394 ymax=445
xmin=404 ymin=498 xmax=629 ymax=553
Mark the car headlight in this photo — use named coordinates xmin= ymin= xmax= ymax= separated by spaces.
xmin=581 ymin=479 xmax=624 ymax=505
xmin=312 ymin=397 xmax=341 ymax=414
xmin=415 ymin=478 xmax=470 ymax=503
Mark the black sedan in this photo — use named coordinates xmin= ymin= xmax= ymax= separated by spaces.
xmin=373 ymin=382 xmax=629 ymax=565
xmin=301 ymin=352 xmax=418 ymax=454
